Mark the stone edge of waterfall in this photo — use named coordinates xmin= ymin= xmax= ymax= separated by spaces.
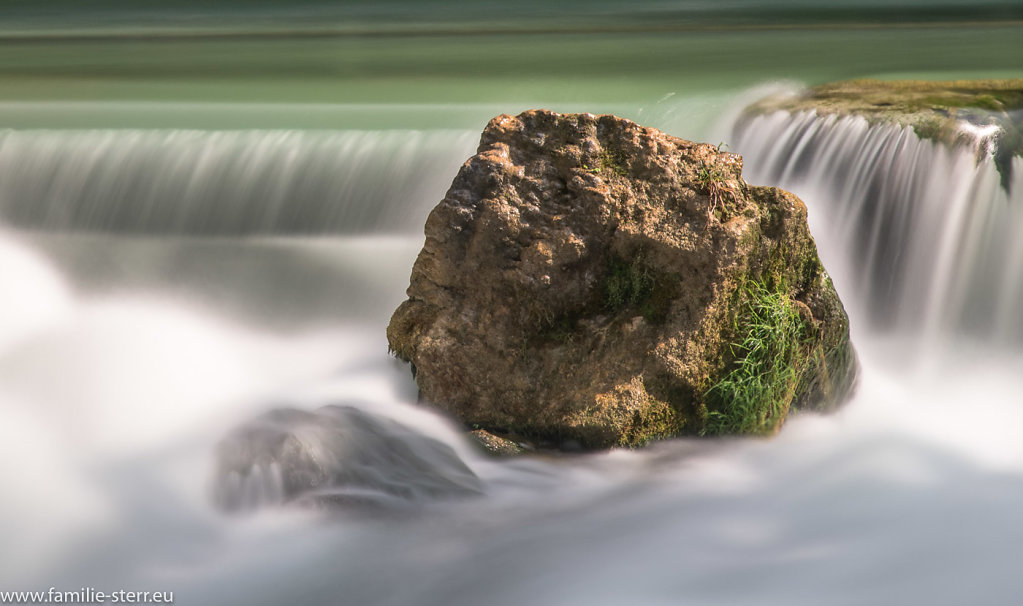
xmin=739 ymin=78 xmax=1023 ymax=191
xmin=387 ymin=109 xmax=857 ymax=452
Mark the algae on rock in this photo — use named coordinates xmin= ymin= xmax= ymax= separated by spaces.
xmin=388 ymin=109 xmax=856 ymax=449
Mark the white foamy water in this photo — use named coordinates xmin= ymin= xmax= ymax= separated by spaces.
xmin=3 ymin=98 xmax=1023 ymax=605
xmin=0 ymin=235 xmax=71 ymax=354
xmin=727 ymin=108 xmax=1023 ymax=344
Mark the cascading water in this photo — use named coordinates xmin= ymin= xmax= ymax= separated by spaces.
xmin=5 ymin=85 xmax=1023 ymax=604
xmin=728 ymin=109 xmax=1023 ymax=344
xmin=0 ymin=129 xmax=476 ymax=234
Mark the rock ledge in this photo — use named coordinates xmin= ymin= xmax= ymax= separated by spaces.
xmin=745 ymin=79 xmax=1023 ymax=189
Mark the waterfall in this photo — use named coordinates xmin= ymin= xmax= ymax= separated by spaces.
xmin=729 ymin=110 xmax=1023 ymax=344
xmin=0 ymin=129 xmax=477 ymax=235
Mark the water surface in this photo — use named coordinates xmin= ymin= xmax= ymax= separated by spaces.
xmin=1 ymin=4 xmax=1022 ymax=604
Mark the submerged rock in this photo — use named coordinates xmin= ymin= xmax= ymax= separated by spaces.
xmin=388 ymin=110 xmax=856 ymax=449
xmin=467 ymin=429 xmax=525 ymax=457
xmin=212 ymin=404 xmax=483 ymax=512
xmin=744 ymin=79 xmax=1023 ymax=190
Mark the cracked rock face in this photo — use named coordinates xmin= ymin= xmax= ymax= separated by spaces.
xmin=388 ymin=109 xmax=856 ymax=449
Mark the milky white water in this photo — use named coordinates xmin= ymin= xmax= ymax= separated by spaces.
xmin=3 ymin=85 xmax=1023 ymax=605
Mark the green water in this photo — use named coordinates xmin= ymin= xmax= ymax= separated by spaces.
xmin=1 ymin=24 xmax=1019 ymax=135
xmin=2 ymin=3 xmax=1023 ymax=603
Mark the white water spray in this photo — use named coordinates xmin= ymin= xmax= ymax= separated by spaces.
xmin=4 ymin=98 xmax=1023 ymax=604
xmin=729 ymin=109 xmax=1023 ymax=346
xmin=0 ymin=235 xmax=71 ymax=353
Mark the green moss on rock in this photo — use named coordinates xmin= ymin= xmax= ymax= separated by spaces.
xmin=703 ymin=282 xmax=810 ymax=436
xmin=602 ymin=253 xmax=678 ymax=323
xmin=387 ymin=110 xmax=857 ymax=450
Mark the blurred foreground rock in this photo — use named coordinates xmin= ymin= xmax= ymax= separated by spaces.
xmin=213 ymin=404 xmax=482 ymax=512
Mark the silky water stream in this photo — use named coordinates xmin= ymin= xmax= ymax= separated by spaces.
xmin=2 ymin=87 xmax=1023 ymax=604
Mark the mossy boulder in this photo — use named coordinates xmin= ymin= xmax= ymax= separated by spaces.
xmin=388 ymin=109 xmax=856 ymax=449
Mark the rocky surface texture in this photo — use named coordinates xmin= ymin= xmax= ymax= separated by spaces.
xmin=388 ymin=110 xmax=856 ymax=449
xmin=467 ymin=429 xmax=526 ymax=457
xmin=745 ymin=79 xmax=1023 ymax=189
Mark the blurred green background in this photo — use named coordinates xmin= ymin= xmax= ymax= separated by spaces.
xmin=0 ymin=1 xmax=1020 ymax=135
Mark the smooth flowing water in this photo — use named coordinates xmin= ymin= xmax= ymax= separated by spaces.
xmin=2 ymin=3 xmax=1023 ymax=604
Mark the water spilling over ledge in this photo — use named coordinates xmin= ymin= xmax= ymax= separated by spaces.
xmin=1 ymin=15 xmax=1022 ymax=598
xmin=0 ymin=129 xmax=476 ymax=235
xmin=741 ymin=79 xmax=1023 ymax=189
xmin=731 ymin=104 xmax=1023 ymax=343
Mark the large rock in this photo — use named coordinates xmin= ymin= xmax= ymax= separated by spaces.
xmin=388 ymin=110 xmax=856 ymax=449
